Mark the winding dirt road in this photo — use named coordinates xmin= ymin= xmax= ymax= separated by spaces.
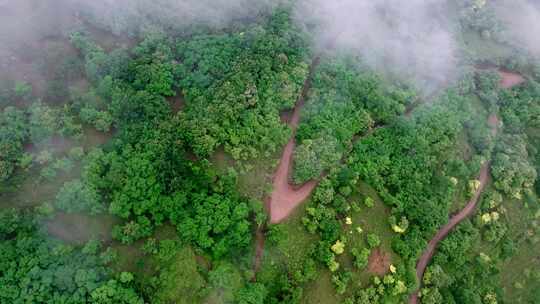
xmin=269 ymin=57 xmax=321 ymax=224
xmin=409 ymin=71 xmax=523 ymax=304
xmin=252 ymin=57 xmax=321 ymax=275
xmin=409 ymin=159 xmax=492 ymax=304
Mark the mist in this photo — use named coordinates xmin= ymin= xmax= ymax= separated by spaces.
xmin=3 ymin=0 xmax=540 ymax=97
xmin=494 ymin=0 xmax=540 ymax=57
xmin=293 ymin=0 xmax=458 ymax=94
xmin=70 ymin=0 xmax=281 ymax=36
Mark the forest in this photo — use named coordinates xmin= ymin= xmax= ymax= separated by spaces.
xmin=1 ymin=0 xmax=539 ymax=303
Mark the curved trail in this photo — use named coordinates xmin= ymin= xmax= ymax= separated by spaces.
xmin=409 ymin=160 xmax=492 ymax=304
xmin=268 ymin=57 xmax=321 ymax=224
xmin=409 ymin=71 xmax=524 ymax=304
xmin=253 ymin=58 xmax=424 ymax=274
xmin=252 ymin=57 xmax=321 ymax=275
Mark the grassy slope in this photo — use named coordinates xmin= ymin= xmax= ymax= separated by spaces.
xmin=301 ymin=181 xmax=400 ymax=302
xmin=0 ymin=125 xmax=113 ymax=209
xmin=501 ymin=127 xmax=540 ymax=303
xmin=501 ymin=196 xmax=540 ymax=303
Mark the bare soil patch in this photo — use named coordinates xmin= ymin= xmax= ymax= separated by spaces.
xmin=368 ymin=248 xmax=391 ymax=276
xmin=499 ymin=70 xmax=525 ymax=89
xmin=269 ymin=137 xmax=319 ymax=223
xmin=168 ymin=93 xmax=185 ymax=114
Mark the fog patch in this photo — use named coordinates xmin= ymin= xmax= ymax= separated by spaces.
xmin=294 ymin=0 xmax=458 ymax=94
xmin=70 ymin=0 xmax=282 ymax=36
xmin=494 ymin=0 xmax=540 ymax=57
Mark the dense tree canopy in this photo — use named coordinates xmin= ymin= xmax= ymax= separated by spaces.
xmin=0 ymin=209 xmax=142 ymax=304
xmin=0 ymin=107 xmax=27 ymax=180
xmin=292 ymin=56 xmax=414 ymax=184
xmin=2 ymin=2 xmax=540 ymax=304
xmin=175 ymin=9 xmax=310 ymax=160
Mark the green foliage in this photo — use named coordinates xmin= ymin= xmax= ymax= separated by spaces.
xmin=492 ymin=134 xmax=537 ymax=199
xmin=364 ymin=197 xmax=375 ymax=208
xmin=90 ymin=279 xmax=143 ymax=304
xmin=71 ymin=27 xmax=260 ymax=257
xmin=36 ymin=150 xmax=54 ymax=165
xmin=499 ymin=81 xmax=540 ymax=133
xmin=144 ymin=244 xmax=206 ymax=304
xmin=131 ymin=50 xmax=174 ymax=96
xmin=267 ymin=224 xmax=287 ymax=247
xmin=53 ymin=157 xmax=75 ymax=173
xmin=40 ymin=165 xmax=58 ymax=181
xmin=70 ymin=31 xmax=109 ymax=84
xmin=48 ymin=7 xmax=538 ymax=304
xmin=17 ymin=152 xmax=33 ymax=170
xmin=293 ymin=56 xmax=413 ymax=183
xmin=112 ymin=217 xmax=153 ymax=244
xmin=79 ymin=107 xmax=252 ymax=256
xmin=351 ymin=93 xmax=467 ymax=259
xmin=0 ymin=107 xmax=28 ymax=180
xmin=26 ymin=102 xmax=82 ymax=144
xmin=423 ymin=218 xmax=508 ymax=304
xmin=332 ymin=271 xmax=352 ymax=295
xmin=59 ymin=105 xmax=83 ymax=139
xmin=80 ymin=106 xmax=113 ymax=132
xmin=207 ymin=262 xmax=244 ymax=303
xmin=35 ymin=202 xmax=55 ymax=218
xmin=55 ymin=179 xmax=104 ymax=214
xmin=27 ymin=101 xmax=60 ymax=143
xmin=176 ymin=10 xmax=309 ymax=160
xmin=14 ymin=81 xmax=32 ymax=100
xmin=351 ymin=247 xmax=371 ymax=270
xmin=69 ymin=147 xmax=85 ymax=160
xmin=236 ymin=283 xmax=268 ymax=304
xmin=292 ymin=135 xmax=341 ymax=183
xmin=175 ymin=193 xmax=251 ymax=258
xmin=367 ymin=233 xmax=381 ymax=249
xmin=458 ymin=1 xmax=504 ymax=41
xmin=476 ymin=70 xmax=501 ymax=107
xmin=140 ymin=239 xmax=206 ymax=304
xmin=0 ymin=209 xmax=143 ymax=303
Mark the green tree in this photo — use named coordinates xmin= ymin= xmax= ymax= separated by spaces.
xmin=236 ymin=283 xmax=268 ymax=304
xmin=367 ymin=233 xmax=381 ymax=249
xmin=55 ymin=179 xmax=104 ymax=214
xmin=0 ymin=107 xmax=28 ymax=180
xmin=0 ymin=209 xmax=143 ymax=303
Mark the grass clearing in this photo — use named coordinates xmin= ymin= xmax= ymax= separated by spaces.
xmin=460 ymin=31 xmax=515 ymax=62
xmin=0 ymin=125 xmax=112 ymax=209
xmin=260 ymin=202 xmax=318 ymax=274
xmin=210 ymin=146 xmax=281 ymax=201
xmin=301 ymin=270 xmax=342 ymax=304
xmin=448 ymin=129 xmax=477 ymax=213
xmin=256 ymin=202 xmax=321 ymax=300
xmin=340 ymin=181 xmax=401 ymax=285
xmin=301 ymin=180 xmax=402 ymax=302
xmin=500 ymin=195 xmax=540 ymax=303
xmin=0 ymin=163 xmax=82 ymax=209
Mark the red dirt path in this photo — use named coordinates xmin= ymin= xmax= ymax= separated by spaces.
xmin=409 ymin=159 xmax=491 ymax=304
xmin=269 ymin=58 xmax=321 ymax=223
xmin=252 ymin=58 xmax=321 ymax=276
xmin=409 ymin=71 xmax=521 ymax=304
